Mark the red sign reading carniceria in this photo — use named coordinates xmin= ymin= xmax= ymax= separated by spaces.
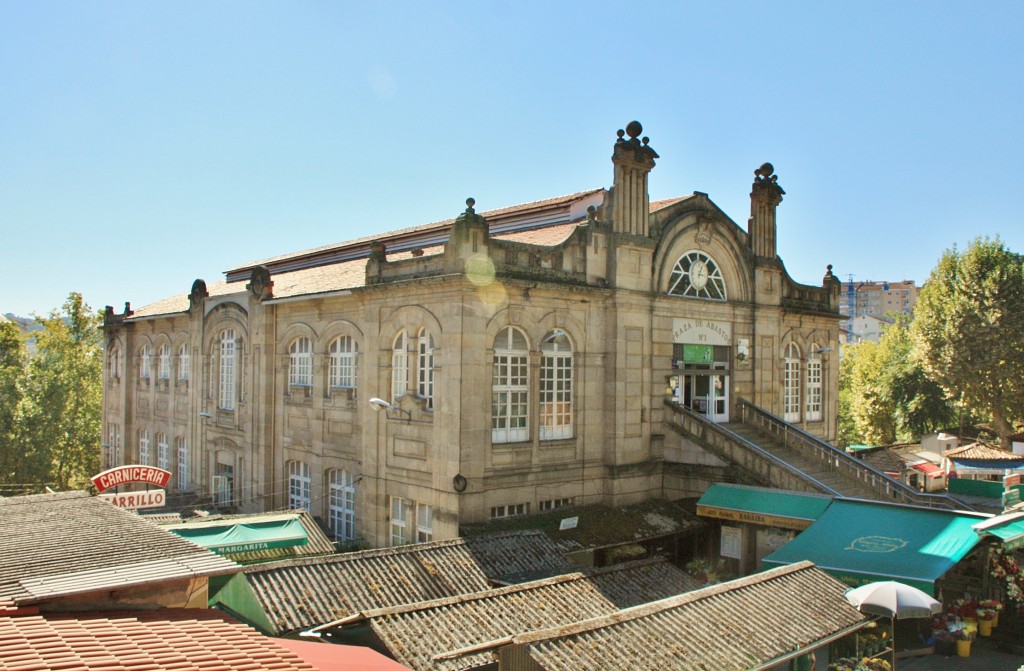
xmin=91 ymin=465 xmax=172 ymax=493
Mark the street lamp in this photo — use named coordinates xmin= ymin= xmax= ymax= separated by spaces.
xmin=368 ymin=397 xmax=411 ymax=422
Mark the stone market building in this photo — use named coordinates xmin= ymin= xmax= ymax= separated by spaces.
xmin=101 ymin=121 xmax=842 ymax=548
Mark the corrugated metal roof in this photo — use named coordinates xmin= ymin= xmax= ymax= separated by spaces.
xmin=343 ymin=558 xmax=700 ymax=671
xmin=0 ymin=609 xmax=323 ymax=671
xmin=241 ymin=530 xmax=573 ymax=635
xmin=0 ymin=491 xmax=240 ymax=606
xmin=512 ymin=562 xmax=868 ymax=671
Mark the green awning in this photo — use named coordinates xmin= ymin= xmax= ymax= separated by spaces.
xmin=168 ymin=515 xmax=309 ymax=555
xmin=761 ymin=500 xmax=984 ymax=595
xmin=696 ymin=484 xmax=833 ymax=530
xmin=974 ymin=513 xmax=1024 ymax=551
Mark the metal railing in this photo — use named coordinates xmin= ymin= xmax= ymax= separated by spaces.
xmin=737 ymin=399 xmax=976 ymax=511
xmin=664 ymin=399 xmax=841 ymax=497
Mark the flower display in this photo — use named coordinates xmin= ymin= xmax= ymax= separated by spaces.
xmin=989 ymin=548 xmax=1024 ymax=603
xmin=827 ymin=657 xmax=892 ymax=671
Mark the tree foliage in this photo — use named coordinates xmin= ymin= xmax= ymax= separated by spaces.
xmin=0 ymin=320 xmax=27 ymax=484
xmin=911 ymin=238 xmax=1024 ymax=449
xmin=2 ymin=293 xmax=103 ymax=492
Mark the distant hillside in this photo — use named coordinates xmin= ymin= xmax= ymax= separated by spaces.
xmin=2 ymin=314 xmax=43 ymax=333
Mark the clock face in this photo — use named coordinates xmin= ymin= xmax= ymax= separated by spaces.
xmin=689 ymin=260 xmax=709 ymax=289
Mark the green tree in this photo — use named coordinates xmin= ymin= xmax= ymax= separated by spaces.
xmin=911 ymin=237 xmax=1024 ymax=449
xmin=17 ymin=293 xmax=103 ymax=489
xmin=0 ymin=320 xmax=27 ymax=486
xmin=840 ymin=339 xmax=897 ymax=446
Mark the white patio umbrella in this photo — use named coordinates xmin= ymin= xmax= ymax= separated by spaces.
xmin=845 ymin=581 xmax=941 ymax=619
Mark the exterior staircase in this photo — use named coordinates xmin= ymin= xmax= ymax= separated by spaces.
xmin=664 ymin=398 xmax=977 ymax=512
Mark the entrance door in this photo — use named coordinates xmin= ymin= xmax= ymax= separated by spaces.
xmin=709 ymin=374 xmax=729 ymax=422
xmin=675 ymin=373 xmax=730 ymax=423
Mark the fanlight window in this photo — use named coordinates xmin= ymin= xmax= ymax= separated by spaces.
xmin=668 ymin=251 xmax=726 ymax=301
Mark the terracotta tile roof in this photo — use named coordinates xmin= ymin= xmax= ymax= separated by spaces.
xmin=0 ymin=609 xmax=323 ymax=671
xmin=147 ymin=509 xmax=338 ymax=562
xmin=335 ymin=558 xmax=700 ymax=671
xmin=0 ymin=491 xmax=240 ymax=607
xmin=236 ymin=530 xmax=573 ymax=635
xmin=506 ymin=561 xmax=867 ymax=671
xmin=946 ymin=442 xmax=1020 ymax=460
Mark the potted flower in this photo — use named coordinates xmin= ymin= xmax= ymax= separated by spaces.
xmin=979 ymin=599 xmax=1003 ymax=626
xmin=953 ymin=628 xmax=974 ymax=657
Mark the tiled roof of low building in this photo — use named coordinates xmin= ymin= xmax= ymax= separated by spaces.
xmin=0 ymin=609 xmax=321 ymax=671
xmin=337 ymin=558 xmax=700 ymax=671
xmin=946 ymin=442 xmax=1020 ymax=460
xmin=238 ymin=530 xmax=573 ymax=635
xmin=0 ymin=491 xmax=240 ymax=607
xmin=505 ymin=561 xmax=867 ymax=671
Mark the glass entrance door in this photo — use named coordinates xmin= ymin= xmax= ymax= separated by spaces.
xmin=675 ymin=373 xmax=729 ymax=423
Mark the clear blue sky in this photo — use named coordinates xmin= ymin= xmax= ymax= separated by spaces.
xmin=3 ymin=1 xmax=1022 ymax=318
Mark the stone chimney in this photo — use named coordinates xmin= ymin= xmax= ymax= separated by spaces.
xmin=610 ymin=121 xmax=658 ymax=238
xmin=748 ymin=162 xmax=785 ymax=260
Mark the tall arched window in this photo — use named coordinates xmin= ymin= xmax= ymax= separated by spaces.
xmin=329 ymin=336 xmax=358 ymax=389
xmin=219 ymin=330 xmax=236 ymax=410
xmin=288 ymin=460 xmax=312 ymax=511
xmin=668 ymin=251 xmax=727 ymax=301
xmin=492 ymin=327 xmax=529 ymax=443
xmin=289 ymin=337 xmax=313 ymax=387
xmin=138 ymin=429 xmax=150 ymax=465
xmin=157 ymin=344 xmax=170 ymax=380
xmin=177 ymin=344 xmax=190 ymax=381
xmin=328 ymin=469 xmax=356 ymax=542
xmin=176 ymin=437 xmax=189 ymax=491
xmin=139 ymin=345 xmax=152 ymax=380
xmin=156 ymin=433 xmax=169 ymax=470
xmin=109 ymin=345 xmax=121 ymax=380
xmin=391 ymin=330 xmax=409 ymax=404
xmin=540 ymin=330 xmax=573 ymax=440
xmin=418 ymin=329 xmax=435 ymax=410
xmin=784 ymin=343 xmax=801 ymax=422
xmin=806 ymin=345 xmax=823 ymax=422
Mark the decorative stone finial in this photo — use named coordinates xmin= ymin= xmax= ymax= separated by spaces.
xmin=752 ymin=161 xmax=785 ymax=199
xmin=247 ymin=265 xmax=273 ymax=301
xmin=825 ymin=264 xmax=834 ymax=277
xmin=465 ymin=197 xmax=475 ymax=214
xmin=626 ymin=120 xmax=643 ymax=138
xmin=613 ymin=120 xmax=658 ymax=162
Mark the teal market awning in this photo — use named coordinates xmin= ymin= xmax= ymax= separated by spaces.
xmin=696 ymin=484 xmax=833 ymax=530
xmin=761 ymin=500 xmax=984 ymax=595
xmin=974 ymin=513 xmax=1024 ymax=552
xmin=167 ymin=515 xmax=309 ymax=555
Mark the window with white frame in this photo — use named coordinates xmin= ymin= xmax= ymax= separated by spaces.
xmin=492 ymin=327 xmax=529 ymax=443
xmin=328 ymin=469 xmax=356 ymax=542
xmin=138 ymin=429 xmax=150 ymax=465
xmin=176 ymin=437 xmax=189 ymax=490
xmin=329 ymin=336 xmax=358 ymax=389
xmin=668 ymin=251 xmax=727 ymax=301
xmin=490 ymin=503 xmax=529 ymax=519
xmin=289 ymin=337 xmax=313 ymax=387
xmin=139 ymin=345 xmax=152 ymax=380
xmin=157 ymin=433 xmax=169 ymax=470
xmin=157 ymin=345 xmax=170 ymax=380
xmin=107 ymin=423 xmax=121 ymax=468
xmin=177 ymin=344 xmax=190 ymax=381
xmin=416 ymin=504 xmax=433 ymax=543
xmin=214 ymin=461 xmax=234 ymax=507
xmin=288 ymin=460 xmax=312 ymax=511
xmin=417 ymin=329 xmax=434 ymax=409
xmin=391 ymin=330 xmax=409 ymax=405
xmin=390 ymin=496 xmax=412 ymax=546
xmin=219 ymin=330 xmax=236 ymax=410
xmin=784 ymin=343 xmax=801 ymax=422
xmin=539 ymin=330 xmax=573 ymax=440
xmin=806 ymin=346 xmax=823 ymax=422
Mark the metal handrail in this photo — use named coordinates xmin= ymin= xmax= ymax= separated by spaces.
xmin=663 ymin=399 xmax=841 ymax=497
xmin=736 ymin=399 xmax=977 ymax=512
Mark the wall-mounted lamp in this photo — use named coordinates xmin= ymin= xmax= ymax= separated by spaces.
xmin=812 ymin=346 xmax=832 ymax=355
xmin=369 ymin=397 xmax=411 ymax=422
xmin=199 ymin=412 xmax=215 ymax=419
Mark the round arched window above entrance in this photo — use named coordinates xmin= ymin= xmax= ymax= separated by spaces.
xmin=668 ymin=251 xmax=726 ymax=301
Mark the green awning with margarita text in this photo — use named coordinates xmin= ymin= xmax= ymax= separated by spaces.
xmin=167 ymin=515 xmax=309 ymax=555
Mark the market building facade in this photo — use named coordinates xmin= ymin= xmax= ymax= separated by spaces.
xmin=101 ymin=121 xmax=842 ymax=548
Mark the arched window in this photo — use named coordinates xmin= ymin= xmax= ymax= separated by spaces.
xmin=806 ymin=345 xmax=823 ymax=422
xmin=157 ymin=344 xmax=170 ymax=380
xmin=289 ymin=337 xmax=313 ymax=387
xmin=176 ymin=437 xmax=189 ymax=491
xmin=328 ymin=469 xmax=356 ymax=542
xmin=177 ymin=344 xmax=190 ymax=381
xmin=156 ymin=433 xmax=169 ymax=470
xmin=138 ymin=429 xmax=150 ymax=465
xmin=391 ymin=330 xmax=409 ymax=405
xmin=139 ymin=345 xmax=152 ymax=380
xmin=492 ymin=327 xmax=529 ymax=443
xmin=539 ymin=330 xmax=573 ymax=440
xmin=108 ymin=424 xmax=121 ymax=468
xmin=418 ymin=329 xmax=435 ymax=410
xmin=784 ymin=343 xmax=801 ymax=422
xmin=219 ymin=330 xmax=236 ymax=410
xmin=109 ymin=345 xmax=121 ymax=380
xmin=288 ymin=460 xmax=312 ymax=511
xmin=668 ymin=251 xmax=727 ymax=301
xmin=329 ymin=336 xmax=358 ymax=389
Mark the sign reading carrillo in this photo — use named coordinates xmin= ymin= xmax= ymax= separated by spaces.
xmin=91 ymin=465 xmax=172 ymax=493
